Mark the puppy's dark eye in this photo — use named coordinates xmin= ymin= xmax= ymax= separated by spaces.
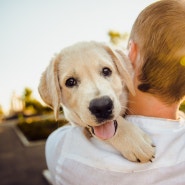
xmin=102 ymin=67 xmax=112 ymax=77
xmin=65 ymin=78 xmax=77 ymax=87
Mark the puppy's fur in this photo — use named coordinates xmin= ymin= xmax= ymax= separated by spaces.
xmin=38 ymin=42 xmax=155 ymax=162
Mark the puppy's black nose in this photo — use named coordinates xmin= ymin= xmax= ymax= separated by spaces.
xmin=89 ymin=96 xmax=113 ymax=122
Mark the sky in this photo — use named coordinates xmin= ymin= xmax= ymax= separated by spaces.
xmin=0 ymin=0 xmax=156 ymax=113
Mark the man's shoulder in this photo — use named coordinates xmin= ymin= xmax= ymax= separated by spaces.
xmin=178 ymin=110 xmax=185 ymax=119
xmin=46 ymin=125 xmax=84 ymax=146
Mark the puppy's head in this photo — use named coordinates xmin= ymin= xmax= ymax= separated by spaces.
xmin=38 ymin=42 xmax=135 ymax=139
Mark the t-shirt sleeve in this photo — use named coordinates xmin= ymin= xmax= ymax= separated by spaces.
xmin=45 ymin=125 xmax=72 ymax=183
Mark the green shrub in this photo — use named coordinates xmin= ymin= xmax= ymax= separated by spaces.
xmin=17 ymin=118 xmax=68 ymax=141
xmin=180 ymin=101 xmax=185 ymax=112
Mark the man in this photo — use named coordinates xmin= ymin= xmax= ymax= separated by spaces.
xmin=45 ymin=0 xmax=185 ymax=184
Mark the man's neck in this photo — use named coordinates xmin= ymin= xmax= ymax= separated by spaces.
xmin=127 ymin=90 xmax=180 ymax=120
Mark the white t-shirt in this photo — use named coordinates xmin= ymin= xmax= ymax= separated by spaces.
xmin=45 ymin=116 xmax=185 ymax=185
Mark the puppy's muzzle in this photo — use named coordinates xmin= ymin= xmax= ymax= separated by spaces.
xmin=89 ymin=96 xmax=113 ymax=122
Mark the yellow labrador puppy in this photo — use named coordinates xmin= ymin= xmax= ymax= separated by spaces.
xmin=38 ymin=41 xmax=155 ymax=163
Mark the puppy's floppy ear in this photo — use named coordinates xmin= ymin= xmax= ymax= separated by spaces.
xmin=103 ymin=45 xmax=135 ymax=95
xmin=38 ymin=54 xmax=62 ymax=120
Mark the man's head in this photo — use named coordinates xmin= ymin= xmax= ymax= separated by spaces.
xmin=128 ymin=0 xmax=185 ymax=104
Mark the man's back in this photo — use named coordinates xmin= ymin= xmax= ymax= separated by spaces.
xmin=46 ymin=116 xmax=185 ymax=185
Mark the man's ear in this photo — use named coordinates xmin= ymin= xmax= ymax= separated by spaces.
xmin=38 ymin=54 xmax=62 ymax=120
xmin=128 ymin=40 xmax=138 ymax=69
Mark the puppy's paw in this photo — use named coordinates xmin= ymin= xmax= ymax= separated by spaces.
xmin=107 ymin=116 xmax=155 ymax=163
xmin=122 ymin=127 xmax=155 ymax=163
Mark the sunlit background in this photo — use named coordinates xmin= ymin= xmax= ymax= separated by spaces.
xmin=0 ymin=0 xmax=157 ymax=114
